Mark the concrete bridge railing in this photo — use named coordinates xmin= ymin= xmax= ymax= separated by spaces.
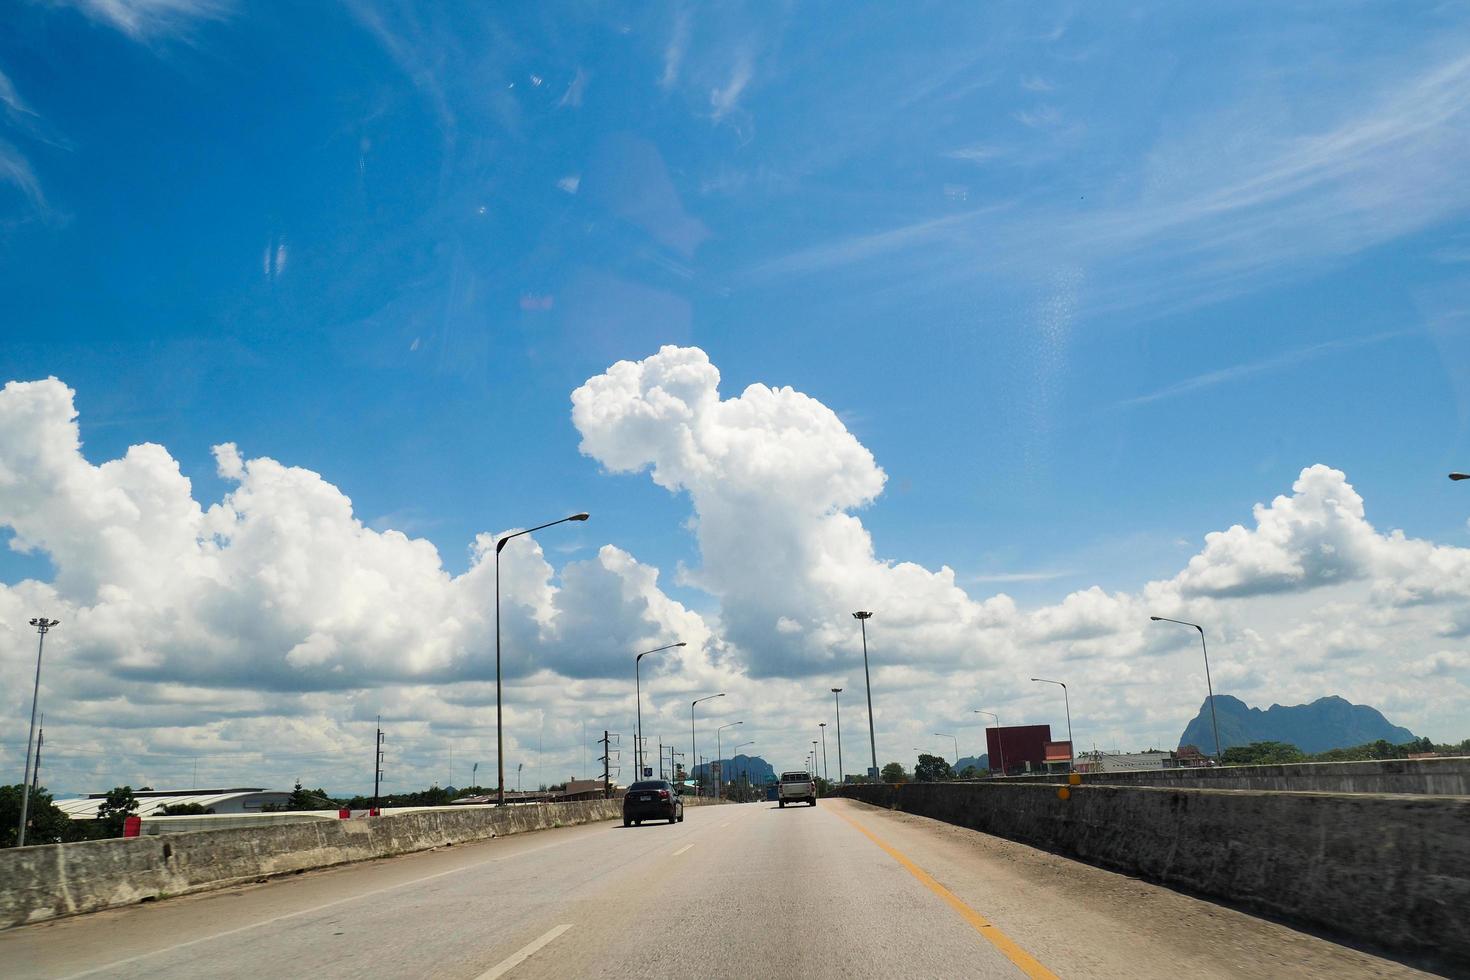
xmin=838 ymin=780 xmax=1469 ymax=967
xmin=990 ymin=755 xmax=1470 ymax=795
xmin=0 ymin=798 xmax=632 ymax=930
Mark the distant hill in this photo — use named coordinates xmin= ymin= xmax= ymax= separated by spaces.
xmin=955 ymin=755 xmax=989 ymax=773
xmin=1180 ymin=695 xmax=1416 ymax=754
xmin=691 ymin=754 xmax=774 ymax=784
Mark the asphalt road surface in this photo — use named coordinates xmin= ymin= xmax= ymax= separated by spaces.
xmin=0 ymin=798 xmax=1440 ymax=979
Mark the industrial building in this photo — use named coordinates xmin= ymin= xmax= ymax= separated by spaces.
xmin=984 ymin=724 xmax=1053 ymax=774
xmin=54 ymin=788 xmax=291 ymax=820
xmin=1073 ymin=750 xmax=1175 ymax=773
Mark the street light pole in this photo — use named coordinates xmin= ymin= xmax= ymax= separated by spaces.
xmin=496 ymin=513 xmax=589 ymax=806
xmin=1030 ymin=677 xmax=1073 ymax=771
xmin=818 ymin=723 xmax=829 ymax=782
xmin=17 ymin=618 xmax=58 ymax=848
xmin=934 ymin=733 xmax=959 ymax=766
xmin=733 ymin=740 xmax=754 ymax=797
xmin=973 ymin=709 xmax=1004 ymax=776
xmin=1149 ymin=617 xmax=1223 ymax=762
xmin=635 ymin=642 xmax=686 ymax=779
xmin=830 ymin=688 xmax=844 ymax=784
xmin=691 ymin=693 xmax=724 ymax=798
xmin=853 ymin=611 xmax=877 ymax=777
xmin=716 ymin=721 xmax=743 ymax=799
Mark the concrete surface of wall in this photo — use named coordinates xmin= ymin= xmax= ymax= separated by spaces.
xmin=0 ymin=799 xmax=624 ymax=930
xmin=838 ymin=781 xmax=1469 ymax=966
xmin=994 ymin=756 xmax=1469 ymax=794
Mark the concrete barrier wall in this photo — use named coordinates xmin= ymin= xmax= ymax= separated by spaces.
xmin=838 ymin=782 xmax=1470 ymax=964
xmin=0 ymin=798 xmax=623 ymax=931
xmin=993 ymin=756 xmax=1470 ymax=794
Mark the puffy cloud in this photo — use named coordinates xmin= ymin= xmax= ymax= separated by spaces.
xmin=4 ymin=355 xmax=1469 ymax=796
xmin=573 ymin=346 xmax=983 ymax=677
xmin=1174 ymin=465 xmax=1378 ymax=598
xmin=574 ymin=347 xmax=1469 ymax=745
xmin=0 ymin=377 xmax=712 ymax=710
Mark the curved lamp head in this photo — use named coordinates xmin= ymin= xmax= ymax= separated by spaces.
xmin=1149 ymin=616 xmax=1162 ymax=621
xmin=569 ymin=512 xmax=590 ymax=521
xmin=1450 ymin=473 xmax=1470 ymax=481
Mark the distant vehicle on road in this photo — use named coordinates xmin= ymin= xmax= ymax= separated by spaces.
xmin=622 ymin=779 xmax=684 ymax=826
xmin=778 ymin=771 xmax=816 ymax=807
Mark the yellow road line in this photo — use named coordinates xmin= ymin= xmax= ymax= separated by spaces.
xmin=832 ymin=807 xmax=1058 ymax=980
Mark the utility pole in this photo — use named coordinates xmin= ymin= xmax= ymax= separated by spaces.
xmin=599 ymin=731 xmax=618 ymax=798
xmin=600 ymin=731 xmax=611 ymax=798
xmin=373 ymin=716 xmax=384 ymax=814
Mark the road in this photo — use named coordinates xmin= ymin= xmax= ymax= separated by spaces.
xmin=0 ymin=798 xmax=1438 ymax=979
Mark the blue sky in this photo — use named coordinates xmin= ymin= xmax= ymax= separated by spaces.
xmin=2 ymin=2 xmax=1470 ymax=792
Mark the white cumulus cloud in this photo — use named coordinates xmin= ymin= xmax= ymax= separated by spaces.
xmin=3 ymin=353 xmax=1468 ymax=796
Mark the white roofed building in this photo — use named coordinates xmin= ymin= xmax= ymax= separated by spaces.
xmin=54 ymin=788 xmax=292 ymax=819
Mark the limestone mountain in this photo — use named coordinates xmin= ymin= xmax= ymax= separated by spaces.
xmin=1179 ymin=695 xmax=1415 ymax=754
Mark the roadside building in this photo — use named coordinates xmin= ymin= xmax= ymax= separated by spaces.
xmin=1042 ymin=740 xmax=1074 ymax=772
xmin=54 ymin=788 xmax=291 ymax=820
xmin=985 ymin=724 xmax=1053 ymax=774
xmin=1175 ymin=744 xmax=1210 ymax=767
xmin=1074 ymin=750 xmax=1173 ymax=773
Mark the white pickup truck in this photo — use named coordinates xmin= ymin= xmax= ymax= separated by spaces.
xmin=777 ymin=770 xmax=817 ymax=807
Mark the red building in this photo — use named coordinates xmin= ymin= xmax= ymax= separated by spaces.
xmin=985 ymin=724 xmax=1052 ymax=775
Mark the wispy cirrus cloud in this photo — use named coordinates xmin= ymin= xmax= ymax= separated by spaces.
xmin=0 ymin=69 xmax=35 ymax=117
xmin=0 ymin=140 xmax=44 ymax=212
xmin=1116 ymin=329 xmax=1411 ymax=409
xmin=710 ymin=50 xmax=752 ymax=120
xmin=744 ymin=203 xmax=1014 ymax=283
xmin=661 ymin=10 xmax=691 ymax=89
xmin=944 ymin=143 xmax=1004 ymax=163
xmin=55 ymin=0 xmax=230 ymax=40
xmin=747 ymin=46 xmax=1470 ymax=319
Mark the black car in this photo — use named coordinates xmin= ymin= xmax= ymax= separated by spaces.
xmin=622 ymin=779 xmax=684 ymax=826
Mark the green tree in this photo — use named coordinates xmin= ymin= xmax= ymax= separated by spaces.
xmin=157 ymin=802 xmax=214 ymax=816
xmin=286 ymin=781 xmax=337 ymax=810
xmin=0 ymin=784 xmax=79 ymax=847
xmin=958 ymin=765 xmax=979 ymax=779
xmin=880 ymin=762 xmax=908 ymax=783
xmin=1219 ymin=741 xmax=1306 ymax=766
xmin=913 ymin=754 xmax=954 ymax=782
xmin=96 ymin=785 xmax=139 ymax=836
